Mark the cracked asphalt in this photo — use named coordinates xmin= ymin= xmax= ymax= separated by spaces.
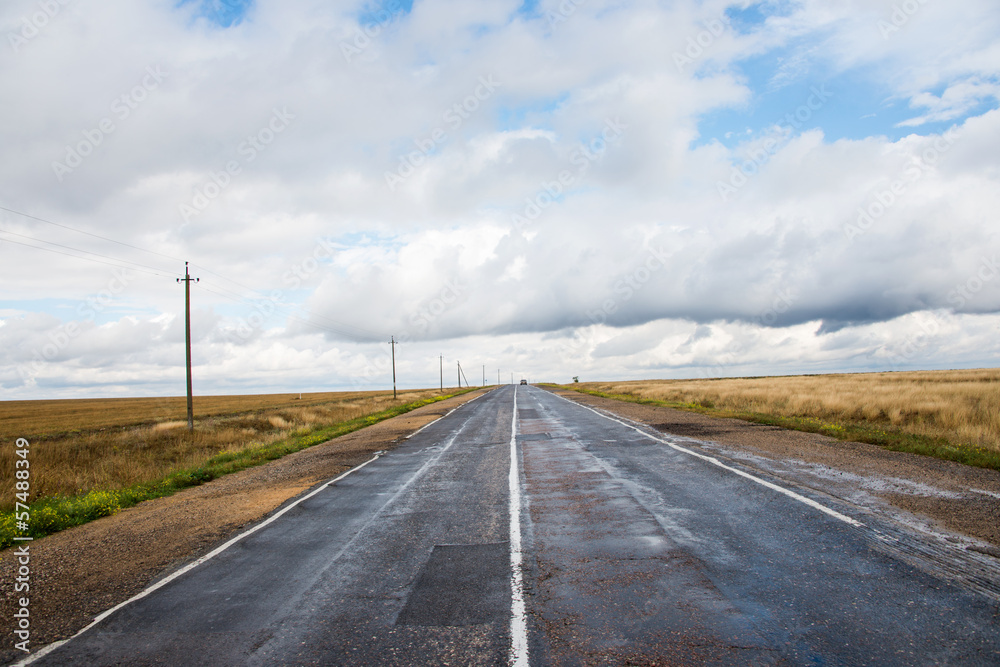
xmin=20 ymin=385 xmax=1000 ymax=666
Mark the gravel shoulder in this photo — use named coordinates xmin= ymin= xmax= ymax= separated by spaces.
xmin=0 ymin=390 xmax=488 ymax=665
xmin=548 ymin=387 xmax=1000 ymax=551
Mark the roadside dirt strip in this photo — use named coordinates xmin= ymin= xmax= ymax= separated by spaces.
xmin=549 ymin=388 xmax=1000 ymax=556
xmin=0 ymin=390 xmax=489 ymax=665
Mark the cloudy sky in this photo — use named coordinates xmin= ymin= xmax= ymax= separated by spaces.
xmin=2 ymin=0 xmax=999 ymax=399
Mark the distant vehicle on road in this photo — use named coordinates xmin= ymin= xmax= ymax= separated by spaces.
xmin=519 ymin=379 xmax=528 ymax=385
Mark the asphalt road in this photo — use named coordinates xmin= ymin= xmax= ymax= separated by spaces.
xmin=24 ymin=385 xmax=1000 ymax=666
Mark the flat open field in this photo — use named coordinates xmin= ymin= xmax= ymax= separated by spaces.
xmin=0 ymin=389 xmax=450 ymax=439
xmin=0 ymin=388 xmax=458 ymax=511
xmin=565 ymin=368 xmax=1000 ymax=458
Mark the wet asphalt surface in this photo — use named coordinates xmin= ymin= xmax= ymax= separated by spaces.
xmin=28 ymin=385 xmax=1000 ymax=666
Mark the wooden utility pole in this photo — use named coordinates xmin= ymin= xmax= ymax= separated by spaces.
xmin=457 ymin=361 xmax=461 ymax=388
xmin=389 ymin=336 xmax=397 ymax=399
xmin=177 ymin=262 xmax=198 ymax=432
xmin=482 ymin=365 xmax=485 ymax=387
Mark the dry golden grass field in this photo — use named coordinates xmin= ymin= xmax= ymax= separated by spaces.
xmin=567 ymin=368 xmax=1000 ymax=456
xmin=0 ymin=388 xmax=453 ymax=512
xmin=0 ymin=390 xmax=430 ymax=438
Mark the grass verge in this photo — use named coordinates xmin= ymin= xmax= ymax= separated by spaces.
xmin=550 ymin=384 xmax=1000 ymax=472
xmin=0 ymin=390 xmax=476 ymax=550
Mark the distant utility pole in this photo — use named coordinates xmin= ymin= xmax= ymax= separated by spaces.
xmin=177 ymin=262 xmax=198 ymax=432
xmin=440 ymin=355 xmax=443 ymax=392
xmin=482 ymin=365 xmax=485 ymax=387
xmin=457 ymin=361 xmax=461 ymax=388
xmin=389 ymin=336 xmax=397 ymax=399
xmin=497 ymin=369 xmax=500 ymax=385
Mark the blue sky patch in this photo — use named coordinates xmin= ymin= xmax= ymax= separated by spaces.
xmin=692 ymin=44 xmax=986 ymax=151
xmin=179 ymin=0 xmax=254 ymax=28
xmin=724 ymin=2 xmax=772 ymax=35
xmin=357 ymin=0 xmax=413 ymax=29
xmin=1 ymin=298 xmax=152 ymax=326
xmin=515 ymin=0 xmax=541 ymax=19
xmin=497 ymin=94 xmax=568 ymax=132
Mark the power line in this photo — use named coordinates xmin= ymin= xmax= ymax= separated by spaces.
xmin=189 ymin=263 xmax=383 ymax=340
xmin=0 ymin=236 xmax=178 ymax=278
xmin=0 ymin=204 xmax=184 ymax=263
xmin=1 ymin=204 xmax=386 ymax=341
xmin=195 ymin=283 xmax=375 ymax=340
xmin=2 ymin=232 xmax=386 ymax=341
xmin=0 ymin=227 xmax=179 ymax=276
xmin=195 ymin=283 xmax=378 ymax=341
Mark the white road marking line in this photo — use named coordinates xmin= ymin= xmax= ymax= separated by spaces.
xmin=19 ymin=389 xmax=498 ymax=666
xmin=550 ymin=391 xmax=865 ymax=529
xmin=508 ymin=386 xmax=530 ymax=667
xmin=405 ymin=387 xmax=494 ymax=439
xmin=14 ymin=452 xmax=385 ymax=667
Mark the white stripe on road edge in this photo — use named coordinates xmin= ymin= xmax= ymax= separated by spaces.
xmin=551 ymin=392 xmax=864 ymax=529
xmin=508 ymin=386 xmax=530 ymax=667
xmin=404 ymin=387 xmax=494 ymax=440
xmin=14 ymin=452 xmax=385 ymax=667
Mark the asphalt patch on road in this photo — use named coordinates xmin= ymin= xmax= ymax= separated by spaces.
xmin=396 ymin=543 xmax=509 ymax=627
xmin=654 ymin=421 xmax=783 ymax=438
